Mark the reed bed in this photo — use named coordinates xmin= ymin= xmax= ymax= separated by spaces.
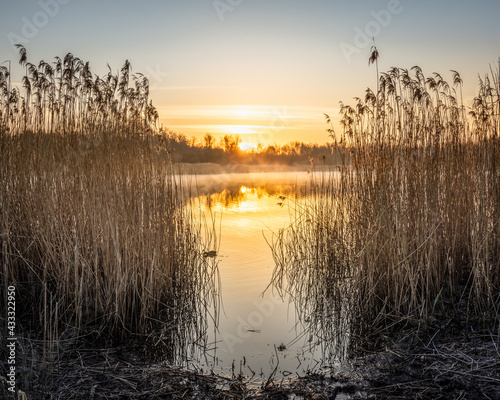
xmin=271 ymin=66 xmax=500 ymax=354
xmin=0 ymin=45 xmax=158 ymax=136
xmin=0 ymin=49 xmax=219 ymax=383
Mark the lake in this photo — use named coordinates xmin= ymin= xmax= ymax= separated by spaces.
xmin=178 ymin=170 xmax=339 ymax=381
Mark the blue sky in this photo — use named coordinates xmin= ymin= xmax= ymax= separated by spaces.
xmin=1 ymin=0 xmax=499 ymax=145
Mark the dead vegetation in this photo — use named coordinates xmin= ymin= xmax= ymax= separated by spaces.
xmin=0 ymin=49 xmax=219 ymax=398
xmin=271 ymin=66 xmax=500 ymax=354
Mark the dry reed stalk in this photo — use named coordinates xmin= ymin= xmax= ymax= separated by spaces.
xmin=272 ymin=66 xmax=500 ymax=356
xmin=0 ymin=132 xmax=218 ymax=345
xmin=0 ymin=50 xmax=220 ymax=379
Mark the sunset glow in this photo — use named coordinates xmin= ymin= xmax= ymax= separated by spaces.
xmin=3 ymin=1 xmax=496 ymax=147
xmin=216 ymin=125 xmax=261 ymax=135
xmin=239 ymin=142 xmax=257 ymax=151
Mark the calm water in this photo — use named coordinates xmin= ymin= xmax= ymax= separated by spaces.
xmin=181 ymin=171 xmax=334 ymax=380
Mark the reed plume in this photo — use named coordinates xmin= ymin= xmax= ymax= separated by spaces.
xmin=272 ymin=66 xmax=500 ymax=355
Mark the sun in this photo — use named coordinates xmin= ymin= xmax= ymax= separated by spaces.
xmin=238 ymin=142 xmax=257 ymax=151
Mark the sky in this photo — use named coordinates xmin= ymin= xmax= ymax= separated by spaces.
xmin=1 ymin=0 xmax=499 ymax=147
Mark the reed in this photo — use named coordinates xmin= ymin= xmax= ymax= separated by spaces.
xmin=0 ymin=49 xmax=219 ymax=366
xmin=271 ymin=66 xmax=500 ymax=354
xmin=0 ymin=45 xmax=159 ymax=136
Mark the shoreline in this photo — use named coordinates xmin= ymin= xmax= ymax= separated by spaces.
xmin=7 ymin=328 xmax=499 ymax=399
xmin=173 ymin=162 xmax=334 ymax=175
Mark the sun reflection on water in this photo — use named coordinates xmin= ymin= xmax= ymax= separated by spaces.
xmin=183 ymin=171 xmax=340 ymax=380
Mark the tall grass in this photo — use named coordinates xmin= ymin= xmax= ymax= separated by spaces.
xmin=0 ymin=49 xmax=219 ymax=369
xmin=0 ymin=45 xmax=159 ymax=136
xmin=271 ymin=66 xmax=500 ymax=354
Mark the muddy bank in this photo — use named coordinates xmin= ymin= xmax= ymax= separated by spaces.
xmin=6 ymin=329 xmax=498 ymax=399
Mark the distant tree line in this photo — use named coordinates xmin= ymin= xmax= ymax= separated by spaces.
xmin=158 ymin=130 xmax=345 ymax=165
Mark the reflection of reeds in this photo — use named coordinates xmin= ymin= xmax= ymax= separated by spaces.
xmin=272 ymin=67 xmax=500 ymax=356
xmin=270 ymin=172 xmax=355 ymax=361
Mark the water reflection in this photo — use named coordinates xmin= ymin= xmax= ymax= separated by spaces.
xmin=269 ymin=171 xmax=356 ymax=363
xmin=145 ymin=237 xmax=220 ymax=367
xmin=177 ymin=171 xmax=346 ymax=380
